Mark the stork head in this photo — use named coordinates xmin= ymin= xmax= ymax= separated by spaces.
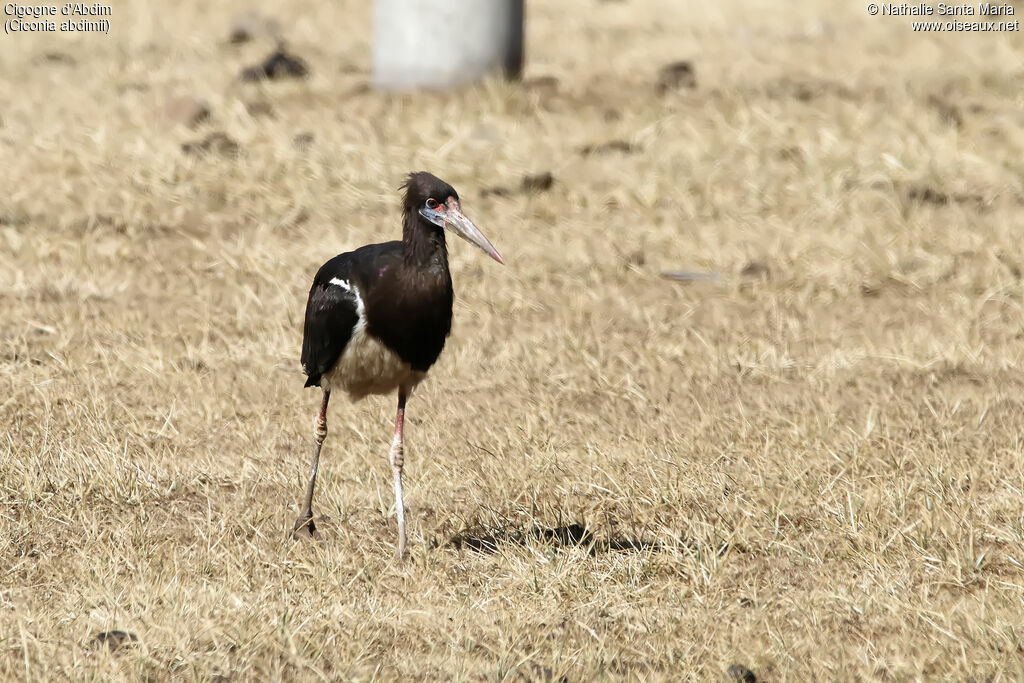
xmin=402 ymin=172 xmax=504 ymax=265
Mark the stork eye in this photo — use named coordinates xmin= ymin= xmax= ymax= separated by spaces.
xmin=425 ymin=198 xmax=440 ymax=210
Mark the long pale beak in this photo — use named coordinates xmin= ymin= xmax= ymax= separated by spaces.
xmin=420 ymin=198 xmax=504 ymax=265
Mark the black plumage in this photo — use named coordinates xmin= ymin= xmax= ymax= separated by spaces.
xmin=292 ymin=172 xmax=503 ymax=558
xmin=300 ymin=238 xmax=454 ymax=389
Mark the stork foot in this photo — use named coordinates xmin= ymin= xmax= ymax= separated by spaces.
xmin=292 ymin=513 xmax=322 ymax=541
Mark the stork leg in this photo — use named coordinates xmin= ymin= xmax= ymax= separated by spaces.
xmin=293 ymin=388 xmax=330 ymax=540
xmin=389 ymin=387 xmax=409 ymax=560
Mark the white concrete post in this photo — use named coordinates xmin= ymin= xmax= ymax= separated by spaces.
xmin=372 ymin=0 xmax=525 ymax=90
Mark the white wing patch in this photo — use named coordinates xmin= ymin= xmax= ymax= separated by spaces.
xmin=329 ymin=277 xmax=365 ymax=327
xmin=328 ymin=277 xmax=352 ymax=292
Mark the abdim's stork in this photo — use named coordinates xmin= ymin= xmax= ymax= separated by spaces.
xmin=295 ymin=172 xmax=504 ymax=559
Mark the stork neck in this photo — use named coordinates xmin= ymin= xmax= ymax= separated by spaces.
xmin=402 ymin=211 xmax=449 ymax=270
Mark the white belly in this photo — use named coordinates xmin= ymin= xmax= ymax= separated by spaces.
xmin=322 ymin=326 xmax=426 ymax=401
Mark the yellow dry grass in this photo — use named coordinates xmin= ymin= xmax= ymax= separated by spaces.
xmin=3 ymin=0 xmax=1024 ymax=679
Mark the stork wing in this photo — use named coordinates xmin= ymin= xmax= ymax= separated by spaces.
xmin=301 ymin=268 xmax=360 ymax=387
xmin=300 ymin=242 xmax=403 ymax=388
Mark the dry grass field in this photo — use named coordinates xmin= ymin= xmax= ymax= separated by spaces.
xmin=3 ymin=0 xmax=1024 ymax=679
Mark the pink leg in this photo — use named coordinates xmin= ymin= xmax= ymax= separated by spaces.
xmin=293 ymin=389 xmax=330 ymax=539
xmin=389 ymin=387 xmax=408 ymax=559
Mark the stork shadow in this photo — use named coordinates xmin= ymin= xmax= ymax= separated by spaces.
xmin=442 ymin=522 xmax=671 ymax=555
